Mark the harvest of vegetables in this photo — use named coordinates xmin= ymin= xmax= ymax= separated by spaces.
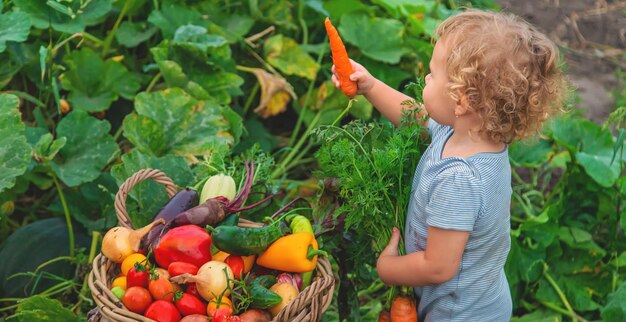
xmin=90 ymin=164 xmax=334 ymax=321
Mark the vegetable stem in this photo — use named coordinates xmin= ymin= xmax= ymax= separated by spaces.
xmin=543 ymin=263 xmax=577 ymax=318
xmin=52 ymin=173 xmax=75 ymax=258
xmin=101 ymin=0 xmax=131 ymax=57
xmin=146 ymin=72 xmax=162 ymax=92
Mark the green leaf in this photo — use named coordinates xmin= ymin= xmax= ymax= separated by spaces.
xmin=602 ymin=283 xmax=626 ymax=322
xmin=0 ymin=10 xmax=31 ymax=53
xmin=60 ymin=48 xmax=140 ymax=112
xmin=51 ymin=111 xmax=118 ymax=187
xmin=506 ymin=238 xmax=545 ymax=282
xmin=13 ymin=295 xmax=79 ymax=322
xmin=208 ymin=14 xmax=255 ymax=44
xmin=148 ymin=3 xmax=203 ymax=39
xmin=48 ymin=173 xmax=118 ymax=231
xmin=373 ymin=0 xmax=432 ymax=19
xmin=110 ymin=150 xmax=194 ymax=227
xmin=122 ymin=88 xmax=242 ymax=158
xmin=14 ymin=0 xmax=111 ymax=33
xmin=510 ymin=310 xmax=561 ymax=322
xmin=560 ymin=275 xmax=602 ymax=312
xmin=115 ymin=21 xmax=158 ymax=48
xmin=0 ymin=218 xmax=90 ymax=297
xmin=264 ymin=35 xmax=320 ymax=80
xmin=0 ymin=94 xmax=31 ymax=193
xmin=33 ymin=133 xmax=67 ymax=162
xmin=151 ymin=30 xmax=243 ymax=104
xmin=548 ymin=115 xmax=621 ymax=187
xmin=323 ymin=0 xmax=371 ymax=19
xmin=339 ymin=12 xmax=410 ymax=64
xmin=510 ymin=138 xmax=554 ymax=167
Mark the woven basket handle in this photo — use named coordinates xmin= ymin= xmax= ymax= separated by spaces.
xmin=114 ymin=169 xmax=178 ymax=229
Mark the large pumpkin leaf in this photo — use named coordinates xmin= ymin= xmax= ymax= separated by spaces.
xmin=0 ymin=94 xmax=31 ymax=193
xmin=602 ymin=283 xmax=626 ymax=322
xmin=264 ymin=35 xmax=320 ymax=80
xmin=0 ymin=9 xmax=31 ymax=53
xmin=122 ymin=88 xmax=242 ymax=158
xmin=60 ymin=48 xmax=140 ymax=112
xmin=13 ymin=0 xmax=112 ymax=33
xmin=0 ymin=218 xmax=90 ymax=297
xmin=338 ymin=12 xmax=410 ymax=64
xmin=548 ymin=116 xmax=622 ymax=187
xmin=13 ymin=296 xmax=79 ymax=322
xmin=115 ymin=21 xmax=158 ymax=48
xmin=110 ymin=150 xmax=194 ymax=227
xmin=509 ymin=138 xmax=553 ymax=167
xmin=150 ymin=26 xmax=243 ymax=104
xmin=51 ymin=111 xmax=118 ymax=187
xmin=148 ymin=2 xmax=203 ymax=39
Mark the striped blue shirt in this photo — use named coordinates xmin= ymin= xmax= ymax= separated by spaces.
xmin=405 ymin=118 xmax=512 ymax=321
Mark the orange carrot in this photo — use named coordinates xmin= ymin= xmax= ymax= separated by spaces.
xmin=390 ymin=295 xmax=418 ymax=322
xmin=324 ymin=17 xmax=358 ymax=98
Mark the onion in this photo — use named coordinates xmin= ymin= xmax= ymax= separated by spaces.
xmin=169 ymin=261 xmax=234 ymax=301
xmin=101 ymin=219 xmax=164 ymax=263
xmin=276 ymin=273 xmax=302 ymax=291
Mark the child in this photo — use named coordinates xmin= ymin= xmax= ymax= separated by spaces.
xmin=332 ymin=10 xmax=566 ymax=321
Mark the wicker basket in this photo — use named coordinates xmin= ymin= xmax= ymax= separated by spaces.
xmin=88 ymin=169 xmax=335 ymax=322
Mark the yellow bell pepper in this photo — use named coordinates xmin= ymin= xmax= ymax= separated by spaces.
xmin=256 ymin=232 xmax=327 ymax=273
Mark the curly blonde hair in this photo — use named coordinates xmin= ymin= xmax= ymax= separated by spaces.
xmin=436 ymin=10 xmax=567 ymax=144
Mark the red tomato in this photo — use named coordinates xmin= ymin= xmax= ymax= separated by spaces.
xmin=168 ymin=261 xmax=199 ymax=277
xmin=121 ymin=286 xmax=152 ymax=314
xmin=144 ymin=300 xmax=181 ymax=322
xmin=212 ymin=307 xmax=233 ymax=322
xmin=126 ymin=266 xmax=149 ymax=288
xmin=149 ymin=274 xmax=179 ymax=302
xmin=185 ymin=283 xmax=201 ymax=298
xmin=224 ymin=255 xmax=244 ymax=279
xmin=175 ymin=292 xmax=206 ymax=316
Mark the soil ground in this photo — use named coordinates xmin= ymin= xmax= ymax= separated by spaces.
xmin=496 ymin=0 xmax=626 ymax=123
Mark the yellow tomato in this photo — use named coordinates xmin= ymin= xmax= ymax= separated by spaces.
xmin=207 ymin=296 xmax=232 ymax=316
xmin=121 ymin=253 xmax=147 ymax=276
xmin=112 ymin=276 xmax=127 ymax=290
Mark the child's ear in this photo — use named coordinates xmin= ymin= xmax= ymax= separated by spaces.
xmin=454 ymin=91 xmax=469 ymax=117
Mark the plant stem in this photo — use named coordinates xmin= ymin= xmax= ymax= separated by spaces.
xmin=540 ymin=300 xmax=587 ymax=322
xmin=271 ymin=110 xmax=322 ymax=179
xmin=331 ymin=99 xmax=354 ymax=127
xmin=289 ymin=45 xmax=326 ymax=147
xmin=543 ymin=263 xmax=576 ymax=318
xmin=3 ymin=90 xmax=46 ymax=107
xmin=52 ymin=173 xmax=74 ymax=258
xmin=101 ymin=0 xmax=131 ymax=57
xmin=242 ymin=82 xmax=259 ymax=115
xmin=145 ymin=72 xmax=162 ymax=92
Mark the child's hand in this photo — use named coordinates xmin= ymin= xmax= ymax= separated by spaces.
xmin=331 ymin=59 xmax=376 ymax=95
xmin=380 ymin=227 xmax=401 ymax=257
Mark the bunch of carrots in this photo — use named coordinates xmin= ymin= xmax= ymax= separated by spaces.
xmin=325 ymin=17 xmax=419 ymax=322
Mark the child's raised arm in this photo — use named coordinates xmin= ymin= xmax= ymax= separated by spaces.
xmin=332 ymin=60 xmax=427 ymax=127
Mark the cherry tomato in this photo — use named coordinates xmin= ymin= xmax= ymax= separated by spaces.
xmin=121 ymin=253 xmax=148 ymax=276
xmin=126 ymin=266 xmax=149 ymax=288
xmin=224 ymin=255 xmax=244 ymax=279
xmin=174 ymin=292 xmax=206 ymax=316
xmin=207 ymin=296 xmax=232 ymax=317
xmin=112 ymin=276 xmax=127 ymax=290
xmin=149 ymin=273 xmax=180 ymax=302
xmin=144 ymin=300 xmax=181 ymax=322
xmin=185 ymin=283 xmax=201 ymax=298
xmin=121 ymin=286 xmax=152 ymax=314
xmin=168 ymin=261 xmax=199 ymax=277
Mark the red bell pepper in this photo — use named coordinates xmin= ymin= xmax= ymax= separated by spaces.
xmin=154 ymin=225 xmax=212 ymax=268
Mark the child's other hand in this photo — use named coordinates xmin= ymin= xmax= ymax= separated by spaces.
xmin=380 ymin=227 xmax=401 ymax=257
xmin=331 ymin=59 xmax=376 ymax=95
